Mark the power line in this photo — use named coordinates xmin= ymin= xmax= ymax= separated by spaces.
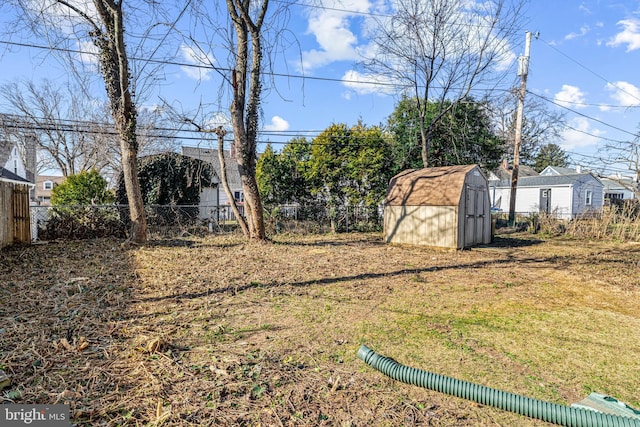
xmin=0 ymin=113 xmax=390 ymax=146
xmin=0 ymin=38 xmax=523 ymax=94
xmin=564 ymin=150 xmax=637 ymax=175
xmin=3 ymin=36 xmax=639 ymax=153
xmin=527 ymin=91 xmax=640 ymax=138
xmin=542 ymin=98 xmax=640 ymax=110
xmin=272 ymin=0 xmax=526 ymax=33
xmin=0 ymin=39 xmax=404 ymax=89
xmin=537 ymin=36 xmax=640 ymax=106
xmin=4 ymin=108 xmax=638 ymax=177
xmin=272 ymin=0 xmax=391 ymax=19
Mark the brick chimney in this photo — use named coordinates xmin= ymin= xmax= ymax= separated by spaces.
xmin=24 ymin=134 xmax=37 ymax=183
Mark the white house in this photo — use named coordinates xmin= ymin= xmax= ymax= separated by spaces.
xmin=539 ymin=165 xmax=582 ymax=176
xmin=600 ymin=176 xmax=637 ymax=201
xmin=489 ymin=173 xmax=604 ymax=219
xmin=1 ymin=142 xmax=28 ymax=181
xmin=540 ymin=165 xmax=638 ymax=202
xmin=181 ymin=146 xmax=244 ymax=221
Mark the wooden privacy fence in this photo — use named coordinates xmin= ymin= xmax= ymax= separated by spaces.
xmin=0 ymin=182 xmax=31 ymax=248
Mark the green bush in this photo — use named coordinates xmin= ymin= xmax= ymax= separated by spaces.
xmin=51 ymin=170 xmax=114 ymax=206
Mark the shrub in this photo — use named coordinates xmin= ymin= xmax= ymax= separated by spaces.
xmin=51 ymin=170 xmax=114 ymax=206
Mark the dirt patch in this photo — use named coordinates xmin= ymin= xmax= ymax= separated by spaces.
xmin=1 ymin=233 xmax=639 ymax=426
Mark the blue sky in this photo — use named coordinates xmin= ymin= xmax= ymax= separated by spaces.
xmin=0 ymin=0 xmax=639 ymax=177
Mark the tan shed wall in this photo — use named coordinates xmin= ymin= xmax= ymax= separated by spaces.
xmin=384 ymin=205 xmax=460 ymax=248
xmin=383 ymin=166 xmax=492 ymax=249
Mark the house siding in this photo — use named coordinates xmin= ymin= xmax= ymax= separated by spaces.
xmin=489 ymin=173 xmax=603 ymax=219
xmin=601 ymin=178 xmax=636 ymax=200
xmin=572 ymin=175 xmax=603 ymax=216
xmin=198 ymin=187 xmax=220 ymax=220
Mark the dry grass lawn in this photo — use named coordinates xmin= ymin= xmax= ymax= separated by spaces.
xmin=1 ymin=231 xmax=639 ymax=426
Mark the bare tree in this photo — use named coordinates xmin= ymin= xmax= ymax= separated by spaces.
xmin=5 ymin=0 xmax=189 ymax=243
xmin=180 ymin=114 xmax=251 ymax=237
xmin=363 ymin=0 xmax=525 ymax=167
xmin=223 ymin=0 xmax=269 ymax=241
xmin=0 ymin=80 xmax=117 ymax=176
xmin=598 ymin=136 xmax=640 ymax=199
xmin=184 ymin=0 xmax=292 ymax=241
xmin=95 ymin=103 xmax=180 ymax=186
xmin=489 ymin=90 xmax=566 ymax=166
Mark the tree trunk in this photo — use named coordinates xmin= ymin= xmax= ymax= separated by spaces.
xmin=240 ymin=167 xmax=265 ymax=240
xmin=118 ymin=123 xmax=147 ymax=244
xmin=215 ymin=127 xmax=250 ymax=236
xmin=91 ymin=0 xmax=148 ymax=243
xmin=226 ymin=0 xmax=267 ymax=241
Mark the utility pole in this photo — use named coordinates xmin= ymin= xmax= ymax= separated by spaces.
xmin=508 ymin=31 xmax=533 ymax=226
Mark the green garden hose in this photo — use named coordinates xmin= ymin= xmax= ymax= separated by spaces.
xmin=357 ymin=345 xmax=640 ymax=427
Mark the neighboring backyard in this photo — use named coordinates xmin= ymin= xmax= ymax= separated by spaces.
xmin=1 ymin=232 xmax=639 ymax=426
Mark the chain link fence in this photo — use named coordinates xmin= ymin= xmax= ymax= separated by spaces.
xmin=30 ymin=203 xmax=384 ymax=240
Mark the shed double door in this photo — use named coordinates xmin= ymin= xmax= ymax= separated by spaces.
xmin=464 ymin=185 xmax=487 ymax=246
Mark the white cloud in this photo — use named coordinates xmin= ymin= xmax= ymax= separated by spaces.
xmin=341 ymin=70 xmax=396 ymax=96
xmin=578 ymin=4 xmax=592 ymax=15
xmin=264 ymin=116 xmax=290 ymax=132
xmin=493 ymin=49 xmax=517 ymax=73
xmin=180 ymin=43 xmax=215 ymax=81
xmin=565 ymin=25 xmax=590 ymax=40
xmin=605 ymin=81 xmax=640 ymax=107
xmin=554 ymin=85 xmax=587 ymax=108
xmin=300 ymin=0 xmax=372 ymax=71
xmin=77 ymin=40 xmax=99 ymax=66
xmin=204 ymin=112 xmax=232 ymax=129
xmin=559 ymin=117 xmax=603 ymax=150
xmin=29 ymin=0 xmax=98 ymax=25
xmin=607 ymin=18 xmax=640 ymax=51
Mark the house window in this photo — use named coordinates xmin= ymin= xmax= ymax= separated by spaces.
xmin=43 ymin=181 xmax=53 ymax=190
xmin=234 ymin=191 xmax=244 ymax=202
xmin=585 ymin=190 xmax=592 ymax=206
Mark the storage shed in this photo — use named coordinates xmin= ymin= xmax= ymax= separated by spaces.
xmin=384 ymin=165 xmax=491 ymax=249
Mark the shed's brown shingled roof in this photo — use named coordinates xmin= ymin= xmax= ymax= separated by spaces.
xmin=384 ymin=165 xmax=477 ymax=206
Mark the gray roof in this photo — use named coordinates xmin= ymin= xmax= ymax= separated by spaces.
xmin=181 ymin=146 xmax=242 ymax=188
xmin=0 ymin=166 xmax=31 ymax=184
xmin=491 ymin=164 xmax=539 ymax=181
xmin=540 ymin=166 xmax=578 ymax=176
xmin=600 ymin=177 xmax=638 ymax=191
xmin=490 ymin=172 xmax=603 ymax=188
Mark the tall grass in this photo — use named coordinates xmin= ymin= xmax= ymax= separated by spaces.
xmin=531 ymin=200 xmax=640 ymax=241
